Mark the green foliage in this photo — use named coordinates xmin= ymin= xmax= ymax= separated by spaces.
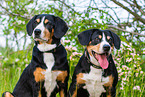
xmin=0 ymin=0 xmax=145 ymax=96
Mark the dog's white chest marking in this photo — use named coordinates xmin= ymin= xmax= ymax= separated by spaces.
xmin=82 ymin=66 xmax=109 ymax=97
xmin=43 ymin=53 xmax=60 ymax=97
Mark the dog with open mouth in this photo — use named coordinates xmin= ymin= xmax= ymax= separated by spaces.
xmin=2 ymin=14 xmax=69 ymax=97
xmin=68 ymin=29 xmax=121 ymax=97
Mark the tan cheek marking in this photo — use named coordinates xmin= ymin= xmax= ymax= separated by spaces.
xmin=47 ymin=28 xmax=54 ymax=44
xmin=5 ymin=92 xmax=14 ymax=97
xmin=99 ymin=35 xmax=102 ymax=39
xmin=77 ymin=73 xmax=86 ymax=84
xmin=33 ymin=67 xmax=46 ymax=82
xmin=44 ymin=19 xmax=49 ymax=24
xmin=87 ymin=43 xmax=101 ymax=56
xmin=44 ymin=28 xmax=51 ymax=40
xmin=36 ymin=19 xmax=40 ymax=23
xmin=55 ymin=71 xmax=68 ymax=83
xmin=107 ymin=36 xmax=111 ymax=40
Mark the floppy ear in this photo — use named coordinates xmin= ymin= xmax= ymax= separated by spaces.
xmin=109 ymin=31 xmax=121 ymax=49
xmin=54 ymin=16 xmax=68 ymax=38
xmin=26 ymin=15 xmax=38 ymax=36
xmin=78 ymin=29 xmax=95 ymax=45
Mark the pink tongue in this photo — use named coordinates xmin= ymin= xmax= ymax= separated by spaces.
xmin=97 ymin=54 xmax=109 ymax=69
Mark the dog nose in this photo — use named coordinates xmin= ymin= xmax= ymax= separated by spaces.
xmin=34 ymin=29 xmax=41 ymax=35
xmin=103 ymin=44 xmax=110 ymax=52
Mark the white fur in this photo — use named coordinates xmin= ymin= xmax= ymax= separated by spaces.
xmin=82 ymin=66 xmax=109 ymax=97
xmin=37 ymin=43 xmax=56 ymax=52
xmin=89 ymin=55 xmax=100 ymax=66
xmin=99 ymin=33 xmax=111 ymax=54
xmin=43 ymin=53 xmax=60 ymax=97
xmin=33 ymin=16 xmax=46 ymax=40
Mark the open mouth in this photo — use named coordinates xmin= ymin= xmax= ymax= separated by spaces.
xmin=34 ymin=38 xmax=48 ymax=42
xmin=92 ymin=50 xmax=109 ymax=69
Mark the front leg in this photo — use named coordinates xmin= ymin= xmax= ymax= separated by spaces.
xmin=56 ymin=70 xmax=68 ymax=97
xmin=102 ymin=75 xmax=116 ymax=97
xmin=68 ymin=73 xmax=86 ymax=97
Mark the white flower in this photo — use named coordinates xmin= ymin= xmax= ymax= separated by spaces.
xmin=72 ymin=47 xmax=77 ymax=51
xmin=15 ymin=58 xmax=19 ymax=62
xmin=0 ymin=53 xmax=2 ymax=55
xmin=24 ymin=59 xmax=28 ymax=62
xmin=133 ymin=86 xmax=141 ymax=91
xmin=140 ymin=71 xmax=143 ymax=74
xmin=126 ymin=58 xmax=132 ymax=62
xmin=4 ymin=58 xmax=8 ymax=61
xmin=64 ymin=40 xmax=71 ymax=43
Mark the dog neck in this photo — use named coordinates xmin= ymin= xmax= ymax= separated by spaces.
xmin=85 ymin=49 xmax=102 ymax=69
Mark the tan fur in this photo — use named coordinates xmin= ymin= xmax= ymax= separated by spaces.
xmin=103 ymin=75 xmax=114 ymax=97
xmin=36 ymin=19 xmax=40 ymax=23
xmin=33 ymin=67 xmax=46 ymax=82
xmin=107 ymin=36 xmax=111 ymax=40
xmin=44 ymin=19 xmax=49 ymax=24
xmin=87 ymin=43 xmax=101 ymax=56
xmin=59 ymin=89 xmax=65 ymax=97
xmin=5 ymin=92 xmax=14 ymax=97
xmin=99 ymin=35 xmax=102 ymax=39
xmin=55 ymin=71 xmax=68 ymax=83
xmin=38 ymin=91 xmax=42 ymax=97
xmin=77 ymin=73 xmax=86 ymax=84
xmin=72 ymin=89 xmax=77 ymax=97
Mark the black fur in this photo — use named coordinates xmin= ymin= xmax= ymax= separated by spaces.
xmin=26 ymin=14 xmax=68 ymax=38
xmin=69 ymin=29 xmax=121 ymax=97
xmin=2 ymin=14 xmax=69 ymax=97
xmin=78 ymin=29 xmax=121 ymax=49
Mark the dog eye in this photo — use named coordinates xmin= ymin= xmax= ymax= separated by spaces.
xmin=90 ymin=38 xmax=100 ymax=45
xmin=108 ymin=38 xmax=113 ymax=43
xmin=34 ymin=20 xmax=38 ymax=24
xmin=96 ymin=38 xmax=100 ymax=42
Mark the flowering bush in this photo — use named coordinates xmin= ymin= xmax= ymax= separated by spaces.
xmin=114 ymin=42 xmax=145 ymax=96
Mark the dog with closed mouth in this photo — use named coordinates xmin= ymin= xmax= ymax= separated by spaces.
xmin=68 ymin=29 xmax=121 ymax=97
xmin=2 ymin=14 xmax=69 ymax=97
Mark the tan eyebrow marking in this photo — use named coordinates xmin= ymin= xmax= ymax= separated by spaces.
xmin=98 ymin=35 xmax=102 ymax=39
xmin=107 ymin=36 xmax=111 ymax=40
xmin=36 ymin=18 xmax=40 ymax=23
xmin=44 ymin=19 xmax=49 ymax=24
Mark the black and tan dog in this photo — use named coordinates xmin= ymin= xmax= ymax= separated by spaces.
xmin=68 ymin=29 xmax=121 ymax=97
xmin=2 ymin=14 xmax=69 ymax=97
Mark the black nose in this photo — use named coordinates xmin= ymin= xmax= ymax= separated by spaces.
xmin=103 ymin=44 xmax=110 ymax=52
xmin=34 ymin=29 xmax=41 ymax=35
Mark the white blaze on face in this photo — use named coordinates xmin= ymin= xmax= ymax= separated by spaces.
xmin=33 ymin=16 xmax=46 ymax=40
xmin=99 ymin=33 xmax=111 ymax=54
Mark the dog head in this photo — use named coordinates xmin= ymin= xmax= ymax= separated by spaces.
xmin=26 ymin=14 xmax=68 ymax=44
xmin=78 ymin=29 xmax=121 ymax=69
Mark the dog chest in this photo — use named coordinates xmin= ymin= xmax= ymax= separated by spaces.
xmin=82 ymin=66 xmax=109 ymax=97
xmin=43 ymin=53 xmax=60 ymax=97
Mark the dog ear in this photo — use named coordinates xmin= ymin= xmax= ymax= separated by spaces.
xmin=54 ymin=16 xmax=68 ymax=38
xmin=26 ymin=15 xmax=38 ymax=36
xmin=78 ymin=29 xmax=95 ymax=45
xmin=109 ymin=31 xmax=121 ymax=49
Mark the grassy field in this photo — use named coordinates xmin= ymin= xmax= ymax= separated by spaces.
xmin=0 ymin=43 xmax=145 ymax=97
